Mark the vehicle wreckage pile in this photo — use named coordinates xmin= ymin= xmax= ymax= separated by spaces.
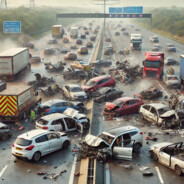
xmin=108 ymin=60 xmax=143 ymax=84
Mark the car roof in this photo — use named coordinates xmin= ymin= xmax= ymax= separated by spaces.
xmin=90 ymin=75 xmax=112 ymax=81
xmin=18 ymin=129 xmax=49 ymax=139
xmin=43 ymin=99 xmax=66 ymax=105
xmin=103 ymin=126 xmax=139 ymax=137
xmin=146 ymin=103 xmax=167 ymax=110
xmin=40 ymin=113 xmax=68 ymax=121
xmin=67 ymin=84 xmax=81 ymax=88
xmin=115 ymin=97 xmax=136 ymax=102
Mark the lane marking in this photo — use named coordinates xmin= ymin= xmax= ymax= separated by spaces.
xmin=68 ymin=155 xmax=77 ymax=184
xmin=0 ymin=165 xmax=8 ymax=178
xmin=158 ymin=83 xmax=169 ymax=96
xmin=155 ymin=166 xmax=164 ymax=184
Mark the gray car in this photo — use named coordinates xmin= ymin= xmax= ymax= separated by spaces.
xmin=163 ymin=75 xmax=181 ymax=88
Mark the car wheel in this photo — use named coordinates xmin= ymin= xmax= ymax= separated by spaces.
xmin=116 ymin=112 xmax=121 ymax=117
xmin=133 ymin=143 xmax=142 ymax=153
xmin=62 ymin=140 xmax=70 ymax=149
xmin=32 ymin=151 xmax=41 ymax=162
xmin=175 ymin=165 xmax=182 ymax=176
xmin=2 ymin=132 xmax=9 ymax=141
xmin=83 ymin=121 xmax=90 ymax=130
xmin=150 ymin=151 xmax=158 ymax=161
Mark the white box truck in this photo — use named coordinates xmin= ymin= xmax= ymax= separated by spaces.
xmin=70 ymin=27 xmax=78 ymax=39
xmin=130 ymin=34 xmax=142 ymax=50
xmin=0 ymin=48 xmax=30 ymax=80
xmin=52 ymin=25 xmax=65 ymax=38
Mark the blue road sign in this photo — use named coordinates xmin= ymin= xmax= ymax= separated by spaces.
xmin=123 ymin=6 xmax=143 ymax=14
xmin=3 ymin=21 xmax=21 ymax=33
xmin=109 ymin=7 xmax=122 ymax=14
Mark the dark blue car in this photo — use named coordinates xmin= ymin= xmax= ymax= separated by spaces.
xmin=37 ymin=99 xmax=85 ymax=115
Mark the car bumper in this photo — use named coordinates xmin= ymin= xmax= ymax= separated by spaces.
xmin=12 ymin=149 xmax=33 ymax=160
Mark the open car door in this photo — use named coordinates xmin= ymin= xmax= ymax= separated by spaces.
xmin=76 ymin=122 xmax=83 ymax=134
xmin=113 ymin=147 xmax=132 ymax=161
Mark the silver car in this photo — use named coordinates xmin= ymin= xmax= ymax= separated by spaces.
xmin=84 ymin=126 xmax=143 ymax=161
xmin=163 ymin=75 xmax=181 ymax=88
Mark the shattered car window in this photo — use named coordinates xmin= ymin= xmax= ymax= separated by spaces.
xmin=158 ymin=107 xmax=170 ymax=115
xmin=98 ymin=133 xmax=114 ymax=145
xmin=38 ymin=119 xmax=48 ymax=125
xmin=86 ymin=80 xmax=96 ymax=86
xmin=113 ymin=99 xmax=124 ymax=106
xmin=71 ymin=87 xmax=83 ymax=92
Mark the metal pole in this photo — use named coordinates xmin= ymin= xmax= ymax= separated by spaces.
xmin=104 ymin=0 xmax=106 ymax=34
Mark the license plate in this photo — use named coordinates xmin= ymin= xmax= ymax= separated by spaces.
xmin=16 ymin=147 xmax=22 ymax=151
xmin=2 ymin=77 xmax=7 ymax=79
xmin=15 ymin=153 xmax=22 ymax=156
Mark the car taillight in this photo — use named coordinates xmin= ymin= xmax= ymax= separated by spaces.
xmin=12 ymin=143 xmax=15 ymax=147
xmin=140 ymin=132 xmax=143 ymax=135
xmin=45 ymin=109 xmax=50 ymax=113
xmin=43 ymin=126 xmax=48 ymax=129
xmin=25 ymin=145 xmax=34 ymax=151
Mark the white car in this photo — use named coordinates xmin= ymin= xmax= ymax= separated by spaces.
xmin=12 ymin=129 xmax=70 ymax=162
xmin=163 ymin=75 xmax=181 ymax=89
xmin=35 ymin=113 xmax=84 ymax=133
xmin=139 ymin=103 xmax=177 ymax=128
xmin=84 ymin=125 xmax=143 ymax=161
xmin=62 ymin=84 xmax=87 ymax=101
xmin=150 ymin=142 xmax=184 ymax=176
xmin=63 ymin=108 xmax=90 ymax=129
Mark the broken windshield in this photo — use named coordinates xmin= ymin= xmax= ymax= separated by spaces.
xmin=98 ymin=133 xmax=114 ymax=145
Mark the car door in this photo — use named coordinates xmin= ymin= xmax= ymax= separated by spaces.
xmin=63 ymin=117 xmax=77 ymax=132
xmin=51 ymin=119 xmax=63 ymax=131
xmin=120 ymin=101 xmax=132 ymax=115
xmin=54 ymin=102 xmax=65 ymax=113
xmin=149 ymin=107 xmax=159 ymax=123
xmin=158 ymin=146 xmax=172 ymax=167
xmin=76 ymin=121 xmax=83 ymax=134
xmin=111 ymin=136 xmax=132 ymax=160
xmin=47 ymin=133 xmax=61 ymax=152
xmin=35 ymin=135 xmax=50 ymax=156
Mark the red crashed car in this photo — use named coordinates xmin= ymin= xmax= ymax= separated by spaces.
xmin=103 ymin=95 xmax=143 ymax=118
xmin=82 ymin=75 xmax=115 ymax=93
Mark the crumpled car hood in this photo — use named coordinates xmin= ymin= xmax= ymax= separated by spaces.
xmin=160 ymin=110 xmax=175 ymax=118
xmin=85 ymin=134 xmax=109 ymax=147
xmin=105 ymin=102 xmax=119 ymax=111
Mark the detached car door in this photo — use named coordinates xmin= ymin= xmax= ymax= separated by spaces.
xmin=113 ymin=147 xmax=133 ymax=161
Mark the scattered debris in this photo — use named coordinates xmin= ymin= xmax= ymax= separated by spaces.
xmin=140 ymin=86 xmax=162 ymax=99
xmin=74 ymin=172 xmax=80 ymax=177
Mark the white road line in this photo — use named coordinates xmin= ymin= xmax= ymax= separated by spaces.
xmin=0 ymin=165 xmax=8 ymax=178
xmin=158 ymin=83 xmax=169 ymax=96
xmin=155 ymin=166 xmax=164 ymax=184
xmin=68 ymin=155 xmax=77 ymax=184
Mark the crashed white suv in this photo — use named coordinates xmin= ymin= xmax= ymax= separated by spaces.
xmin=139 ymin=103 xmax=178 ymax=128
xmin=84 ymin=126 xmax=143 ymax=161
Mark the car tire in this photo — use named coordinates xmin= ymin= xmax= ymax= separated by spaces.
xmin=116 ymin=112 xmax=121 ymax=117
xmin=62 ymin=140 xmax=70 ymax=149
xmin=83 ymin=121 xmax=90 ymax=130
xmin=175 ymin=165 xmax=182 ymax=176
xmin=32 ymin=151 xmax=41 ymax=162
xmin=150 ymin=151 xmax=158 ymax=161
xmin=133 ymin=143 xmax=142 ymax=153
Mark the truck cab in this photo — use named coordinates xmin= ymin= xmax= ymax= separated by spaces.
xmin=143 ymin=52 xmax=164 ymax=80
xmin=130 ymin=34 xmax=142 ymax=50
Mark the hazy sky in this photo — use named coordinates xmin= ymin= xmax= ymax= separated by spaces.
xmin=6 ymin=0 xmax=184 ymax=7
